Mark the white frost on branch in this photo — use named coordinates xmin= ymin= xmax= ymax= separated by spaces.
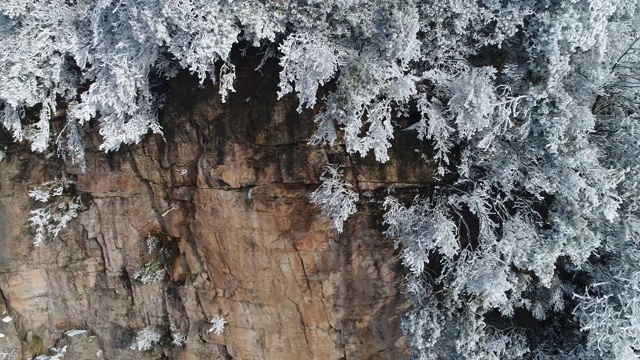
xmin=310 ymin=165 xmax=359 ymax=233
xmin=208 ymin=315 xmax=227 ymax=335
xmin=278 ymin=32 xmax=340 ymax=111
xmin=28 ymin=180 xmax=83 ymax=247
xmin=130 ymin=326 xmax=160 ymax=352
xmin=170 ymin=322 xmax=187 ymax=347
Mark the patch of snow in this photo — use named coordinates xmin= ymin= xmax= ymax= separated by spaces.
xmin=33 ymin=345 xmax=66 ymax=360
xmin=65 ymin=329 xmax=88 ymax=337
xmin=161 ymin=204 xmax=178 ymax=216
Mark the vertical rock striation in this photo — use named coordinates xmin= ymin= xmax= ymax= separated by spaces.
xmin=0 ymin=55 xmax=434 ymax=359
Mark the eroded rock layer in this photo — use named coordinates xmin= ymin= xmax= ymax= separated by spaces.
xmin=0 ymin=55 xmax=434 ymax=359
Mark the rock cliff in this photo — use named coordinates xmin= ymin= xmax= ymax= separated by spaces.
xmin=0 ymin=54 xmax=434 ymax=359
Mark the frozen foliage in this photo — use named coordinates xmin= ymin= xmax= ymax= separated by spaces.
xmin=133 ymin=235 xmax=170 ymax=284
xmin=3 ymin=0 xmax=640 ymax=358
xmin=134 ymin=263 xmax=167 ymax=285
xmin=310 ymin=166 xmax=359 ymax=233
xmin=378 ymin=1 xmax=640 ymax=358
xmin=28 ymin=179 xmax=83 ymax=247
xmin=208 ymin=316 xmax=227 ymax=335
xmin=573 ymin=276 xmax=640 ymax=359
xmin=278 ymin=33 xmax=340 ymax=110
xmin=169 ymin=322 xmax=186 ymax=347
xmin=384 ymin=197 xmax=458 ymax=277
xmin=130 ymin=326 xmax=161 ymax=352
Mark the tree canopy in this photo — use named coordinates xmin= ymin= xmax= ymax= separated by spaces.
xmin=2 ymin=0 xmax=640 ymax=358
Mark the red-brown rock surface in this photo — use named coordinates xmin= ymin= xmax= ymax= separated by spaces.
xmin=0 ymin=55 xmax=434 ymax=359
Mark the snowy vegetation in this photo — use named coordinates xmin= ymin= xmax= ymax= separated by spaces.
xmin=2 ymin=0 xmax=640 ymax=358
xmin=169 ymin=322 xmax=187 ymax=347
xmin=130 ymin=326 xmax=161 ymax=352
xmin=133 ymin=234 xmax=171 ymax=284
xmin=310 ymin=165 xmax=359 ymax=233
xmin=208 ymin=316 xmax=227 ymax=335
xmin=28 ymin=179 xmax=83 ymax=247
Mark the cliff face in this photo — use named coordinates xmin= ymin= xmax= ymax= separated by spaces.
xmin=0 ymin=55 xmax=434 ymax=359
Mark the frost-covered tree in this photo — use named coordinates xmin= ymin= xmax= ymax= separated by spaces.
xmin=310 ymin=165 xmax=359 ymax=233
xmin=2 ymin=0 xmax=640 ymax=358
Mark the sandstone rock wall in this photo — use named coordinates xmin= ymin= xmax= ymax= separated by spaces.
xmin=0 ymin=55 xmax=434 ymax=359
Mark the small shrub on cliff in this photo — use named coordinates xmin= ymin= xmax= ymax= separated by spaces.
xmin=129 ymin=326 xmax=161 ymax=352
xmin=28 ymin=179 xmax=83 ymax=247
xmin=310 ymin=165 xmax=359 ymax=233
xmin=169 ymin=322 xmax=187 ymax=347
xmin=208 ymin=316 xmax=227 ymax=335
xmin=133 ymin=234 xmax=172 ymax=284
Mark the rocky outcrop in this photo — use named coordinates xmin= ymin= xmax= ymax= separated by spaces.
xmin=0 ymin=54 xmax=434 ymax=359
